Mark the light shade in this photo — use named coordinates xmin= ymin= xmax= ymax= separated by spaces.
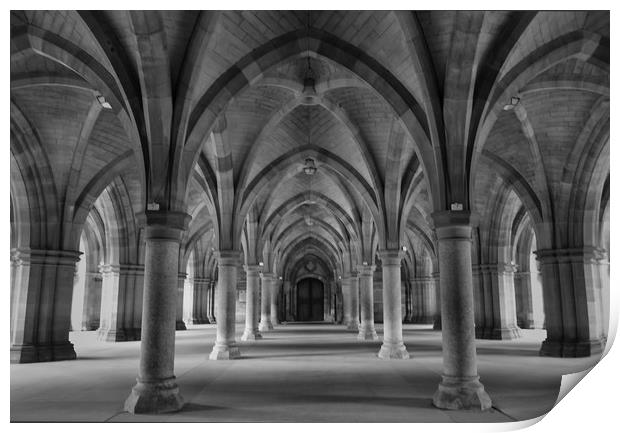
xmin=303 ymin=158 xmax=317 ymax=175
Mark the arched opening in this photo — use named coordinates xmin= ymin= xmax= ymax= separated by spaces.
xmin=296 ymin=278 xmax=324 ymax=322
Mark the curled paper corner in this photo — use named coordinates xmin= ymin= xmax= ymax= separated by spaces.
xmin=554 ymin=366 xmax=594 ymax=407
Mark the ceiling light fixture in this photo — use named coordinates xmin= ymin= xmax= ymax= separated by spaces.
xmin=96 ymin=93 xmax=112 ymax=110
xmin=502 ymin=96 xmax=520 ymax=111
xmin=303 ymin=157 xmax=317 ymax=175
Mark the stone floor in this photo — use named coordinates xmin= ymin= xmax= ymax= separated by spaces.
xmin=10 ymin=323 xmax=600 ymax=423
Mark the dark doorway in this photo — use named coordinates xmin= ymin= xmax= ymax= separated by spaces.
xmin=297 ymin=278 xmax=324 ymax=321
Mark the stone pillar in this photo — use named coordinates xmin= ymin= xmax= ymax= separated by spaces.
xmin=188 ymin=277 xmax=208 ymax=324
xmin=473 ymin=263 xmax=521 ymax=340
xmin=377 ymin=250 xmax=409 ymax=359
xmin=175 ymin=273 xmax=187 ymax=331
xmin=11 ymin=248 xmax=80 ymax=363
xmin=129 ymin=265 xmax=145 ymax=341
xmin=82 ymin=271 xmax=102 ymax=330
xmin=207 ymin=280 xmax=216 ymax=323
xmin=98 ymin=264 xmax=128 ymax=342
xmin=432 ymin=211 xmax=491 ymax=410
xmin=258 ymin=273 xmax=274 ymax=331
xmin=432 ymin=272 xmax=441 ymax=330
xmin=341 ymin=276 xmax=352 ymax=327
xmin=209 ymin=251 xmax=242 ymax=360
xmin=124 ymin=211 xmax=190 ymax=414
xmin=535 ymin=247 xmax=607 ymax=357
xmin=347 ymin=274 xmax=360 ymax=331
xmin=241 ymin=265 xmax=262 ymax=340
xmin=404 ymin=279 xmax=414 ymax=322
xmin=270 ymin=277 xmax=280 ymax=325
xmin=514 ymin=271 xmax=534 ymax=329
xmin=357 ymin=265 xmax=378 ymax=340
xmin=411 ymin=277 xmax=436 ymax=324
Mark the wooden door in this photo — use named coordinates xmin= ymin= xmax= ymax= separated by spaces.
xmin=297 ymin=278 xmax=324 ymax=321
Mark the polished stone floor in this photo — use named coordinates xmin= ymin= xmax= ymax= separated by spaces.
xmin=10 ymin=323 xmax=600 ymax=423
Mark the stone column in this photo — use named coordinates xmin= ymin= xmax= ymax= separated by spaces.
xmin=473 ymin=263 xmax=521 ymax=340
xmin=357 ymin=265 xmax=378 ymax=340
xmin=11 ymin=248 xmax=80 ymax=363
xmin=129 ymin=265 xmax=145 ymax=340
xmin=241 ymin=265 xmax=262 ymax=340
xmin=347 ymin=274 xmax=360 ymax=331
xmin=341 ymin=276 xmax=352 ymax=327
xmin=405 ymin=279 xmax=414 ymax=322
xmin=209 ymin=251 xmax=242 ymax=360
xmin=270 ymin=277 xmax=280 ymax=326
xmin=207 ymin=280 xmax=216 ymax=323
xmin=377 ymin=250 xmax=409 ymax=359
xmin=82 ymin=271 xmax=103 ymax=330
xmin=431 ymin=211 xmax=491 ymax=410
xmin=124 ymin=211 xmax=190 ymax=414
xmin=258 ymin=273 xmax=274 ymax=331
xmin=98 ymin=264 xmax=129 ymax=342
xmin=189 ymin=277 xmax=207 ymax=324
xmin=514 ymin=271 xmax=534 ymax=329
xmin=175 ymin=273 xmax=188 ymax=330
xmin=432 ymin=271 xmax=441 ymax=330
xmin=535 ymin=247 xmax=607 ymax=357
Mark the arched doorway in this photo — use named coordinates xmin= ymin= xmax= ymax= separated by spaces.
xmin=297 ymin=278 xmax=324 ymax=321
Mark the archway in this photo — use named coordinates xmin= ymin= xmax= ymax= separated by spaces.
xmin=296 ymin=278 xmax=325 ymax=322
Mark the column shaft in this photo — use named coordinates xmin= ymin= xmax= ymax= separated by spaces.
xmin=270 ymin=277 xmax=280 ymax=325
xmin=11 ymin=249 xmax=80 ymax=363
xmin=258 ymin=273 xmax=274 ymax=331
xmin=124 ymin=211 xmax=190 ymax=414
xmin=358 ymin=265 xmax=378 ymax=340
xmin=347 ymin=275 xmax=360 ymax=330
xmin=209 ymin=251 xmax=242 ymax=360
xmin=536 ymin=247 xmax=607 ymax=357
xmin=377 ymin=250 xmax=409 ymax=359
xmin=241 ymin=266 xmax=262 ymax=340
xmin=432 ymin=211 xmax=491 ymax=410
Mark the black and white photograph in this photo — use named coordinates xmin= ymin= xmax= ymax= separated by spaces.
xmin=7 ymin=3 xmax=616 ymax=429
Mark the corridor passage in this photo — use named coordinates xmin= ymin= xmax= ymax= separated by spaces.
xmin=10 ymin=324 xmax=599 ymax=423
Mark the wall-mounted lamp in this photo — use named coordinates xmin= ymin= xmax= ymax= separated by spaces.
xmin=362 ymin=261 xmax=368 ymax=266
xmin=502 ymin=96 xmax=520 ymax=111
xmin=96 ymin=93 xmax=112 ymax=110
xmin=259 ymin=262 xmax=264 ymax=267
xmin=401 ymin=246 xmax=407 ymax=252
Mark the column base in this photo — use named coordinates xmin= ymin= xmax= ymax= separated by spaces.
xmin=258 ymin=320 xmax=273 ymax=332
xmin=377 ymin=342 xmax=410 ymax=359
xmin=475 ymin=326 xmax=522 ymax=340
xmin=97 ymin=328 xmax=128 ymax=342
xmin=432 ymin=376 xmax=492 ymax=410
xmin=209 ymin=342 xmax=241 ymax=360
xmin=124 ymin=377 xmax=184 ymax=414
xmin=346 ymin=321 xmax=360 ymax=331
xmin=271 ymin=317 xmax=280 ymax=326
xmin=175 ymin=321 xmax=187 ymax=331
xmin=241 ymin=329 xmax=263 ymax=341
xmin=11 ymin=342 xmax=77 ymax=363
xmin=357 ymin=328 xmax=379 ymax=341
xmin=539 ymin=338 xmax=605 ymax=358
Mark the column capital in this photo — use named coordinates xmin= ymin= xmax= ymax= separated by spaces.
xmin=431 ymin=211 xmax=478 ymax=241
xmin=178 ymin=272 xmax=188 ymax=280
xmin=474 ymin=262 xmax=518 ymax=274
xmin=139 ymin=211 xmax=191 ymax=241
xmin=357 ymin=264 xmax=376 ymax=276
xmin=244 ymin=265 xmax=262 ymax=275
xmin=12 ymin=248 xmax=81 ymax=267
xmin=261 ymin=272 xmax=276 ymax=280
xmin=215 ymin=250 xmax=242 ymax=267
xmin=378 ymin=249 xmax=404 ymax=266
xmin=534 ymin=246 xmax=608 ymax=264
